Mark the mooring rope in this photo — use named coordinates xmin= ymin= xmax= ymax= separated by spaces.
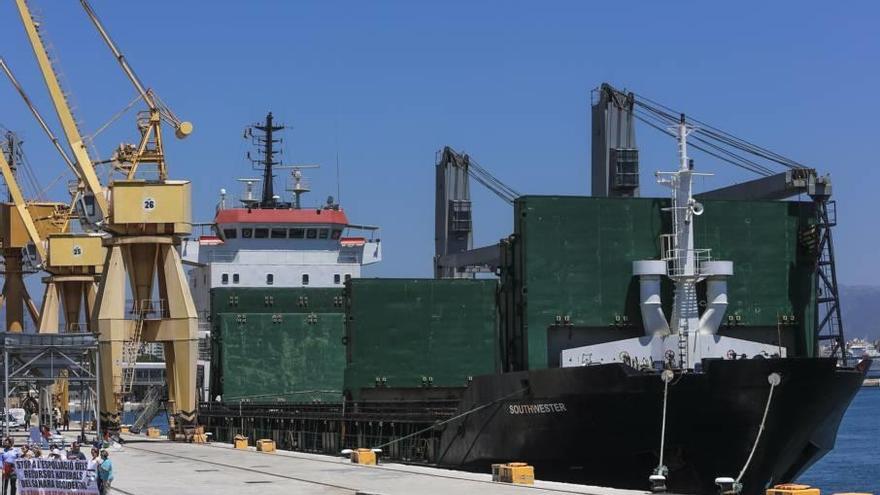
xmin=656 ymin=369 xmax=674 ymax=474
xmin=370 ymin=387 xmax=528 ymax=451
xmin=735 ymin=373 xmax=781 ymax=487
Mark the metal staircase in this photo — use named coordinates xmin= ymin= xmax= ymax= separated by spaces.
xmin=121 ymin=299 xmax=160 ymax=395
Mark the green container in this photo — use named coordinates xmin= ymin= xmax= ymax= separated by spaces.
xmin=211 ymin=287 xmax=345 ymax=314
xmin=213 ymin=312 xmax=346 ymax=403
xmin=504 ymin=195 xmax=816 ymax=370
xmin=344 ymin=278 xmax=498 ymax=399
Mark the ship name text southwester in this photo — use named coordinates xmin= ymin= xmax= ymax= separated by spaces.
xmin=507 ymin=403 xmax=567 ymax=415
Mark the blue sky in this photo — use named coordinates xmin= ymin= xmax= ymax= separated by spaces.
xmin=0 ymin=1 xmax=877 ymax=283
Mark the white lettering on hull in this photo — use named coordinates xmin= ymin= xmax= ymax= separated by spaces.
xmin=507 ymin=403 xmax=567 ymax=415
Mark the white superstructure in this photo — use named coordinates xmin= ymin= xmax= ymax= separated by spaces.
xmin=562 ymin=116 xmax=783 ymax=370
xmin=185 ymin=198 xmax=381 ymax=315
xmin=183 ymin=112 xmax=382 ymax=319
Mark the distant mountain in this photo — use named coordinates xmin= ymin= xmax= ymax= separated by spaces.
xmin=840 ymin=285 xmax=880 ymax=342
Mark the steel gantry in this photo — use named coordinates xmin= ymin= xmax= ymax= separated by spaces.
xmin=0 ymin=332 xmax=100 ymax=439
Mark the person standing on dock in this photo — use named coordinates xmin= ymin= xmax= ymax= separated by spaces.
xmin=1 ymin=438 xmax=19 ymax=495
xmin=88 ymin=447 xmax=101 ymax=493
xmin=97 ymin=449 xmax=113 ymax=495
xmin=67 ymin=442 xmax=87 ymax=461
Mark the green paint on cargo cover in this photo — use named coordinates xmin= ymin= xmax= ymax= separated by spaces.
xmin=215 ymin=312 xmax=345 ymax=403
xmin=512 ymin=196 xmax=815 ymax=369
xmin=211 ymin=287 xmax=345 ymax=314
xmin=344 ymin=279 xmax=498 ymax=399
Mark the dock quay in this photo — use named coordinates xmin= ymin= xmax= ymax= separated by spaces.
xmin=85 ymin=435 xmax=651 ymax=495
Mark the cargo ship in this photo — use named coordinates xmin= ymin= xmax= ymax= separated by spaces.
xmin=195 ymin=101 xmax=868 ymax=495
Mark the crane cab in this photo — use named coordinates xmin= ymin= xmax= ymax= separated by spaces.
xmin=46 ymin=233 xmax=106 ymax=272
xmin=107 ymin=179 xmax=192 ymax=235
xmin=0 ymin=202 xmax=68 ymax=249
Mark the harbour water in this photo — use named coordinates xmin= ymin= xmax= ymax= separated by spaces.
xmin=797 ymin=387 xmax=879 ymax=493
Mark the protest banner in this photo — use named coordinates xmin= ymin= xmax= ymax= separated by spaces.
xmin=14 ymin=457 xmax=98 ymax=495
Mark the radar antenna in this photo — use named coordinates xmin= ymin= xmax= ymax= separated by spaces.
xmin=244 ymin=112 xmax=320 ymax=209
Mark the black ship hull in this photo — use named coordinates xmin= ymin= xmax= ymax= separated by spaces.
xmin=434 ymin=357 xmax=866 ymax=495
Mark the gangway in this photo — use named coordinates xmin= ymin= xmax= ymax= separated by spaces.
xmin=130 ymin=385 xmax=162 ymax=434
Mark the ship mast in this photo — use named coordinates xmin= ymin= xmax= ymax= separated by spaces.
xmin=657 ymin=114 xmax=710 ymax=368
xmin=244 ymin=113 xmax=319 ymax=210
xmin=247 ymin=112 xmax=285 ymax=208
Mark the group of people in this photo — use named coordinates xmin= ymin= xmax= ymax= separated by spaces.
xmin=0 ymin=437 xmax=114 ymax=495
xmin=51 ymin=407 xmax=71 ymax=432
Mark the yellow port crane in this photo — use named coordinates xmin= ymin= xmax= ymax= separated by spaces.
xmin=0 ymin=58 xmax=106 ymax=335
xmin=0 ymin=132 xmax=74 ymax=419
xmin=0 ymin=133 xmax=68 ymax=333
xmin=15 ymin=0 xmax=200 ymax=435
xmin=1 ymin=57 xmax=106 ymax=421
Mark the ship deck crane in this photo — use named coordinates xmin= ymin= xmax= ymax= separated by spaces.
xmin=433 ymin=146 xmax=518 ymax=278
xmin=16 ymin=0 xmax=200 ymax=435
xmin=591 ymin=82 xmax=846 ymax=363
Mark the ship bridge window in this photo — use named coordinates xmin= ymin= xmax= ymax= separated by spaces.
xmin=221 ymin=273 xmax=229 ymax=285
xmin=255 ymin=228 xmax=269 ymax=239
xmin=318 ymin=229 xmax=329 ymax=239
xmin=241 ymin=228 xmax=253 ymax=239
xmin=306 ymin=228 xmax=317 ymax=239
xmin=290 ymin=228 xmax=305 ymax=239
xmin=302 ymin=274 xmax=310 ymax=286
xmin=334 ymin=274 xmax=341 ymax=285
xmin=345 ymin=274 xmax=352 ymax=282
xmin=271 ymin=228 xmax=287 ymax=239
xmin=331 ymin=229 xmax=342 ymax=240
xmin=267 ymin=274 xmax=274 ymax=285
xmin=223 ymin=229 xmax=237 ymax=239
xmin=233 ymin=273 xmax=240 ymax=284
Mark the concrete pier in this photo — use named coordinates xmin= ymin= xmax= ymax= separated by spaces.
xmin=93 ymin=437 xmax=650 ymax=495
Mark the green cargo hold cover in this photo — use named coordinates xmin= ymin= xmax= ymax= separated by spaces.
xmin=344 ymin=279 xmax=498 ymax=399
xmin=215 ymin=312 xmax=345 ymax=403
xmin=507 ymin=195 xmax=816 ymax=370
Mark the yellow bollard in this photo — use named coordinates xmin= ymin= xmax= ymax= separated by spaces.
xmin=351 ymin=448 xmax=377 ymax=465
xmin=766 ymin=485 xmax=820 ymax=495
xmin=233 ymin=435 xmax=249 ymax=450
xmin=492 ymin=462 xmax=534 ymax=485
xmin=256 ymin=439 xmax=276 ymax=453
